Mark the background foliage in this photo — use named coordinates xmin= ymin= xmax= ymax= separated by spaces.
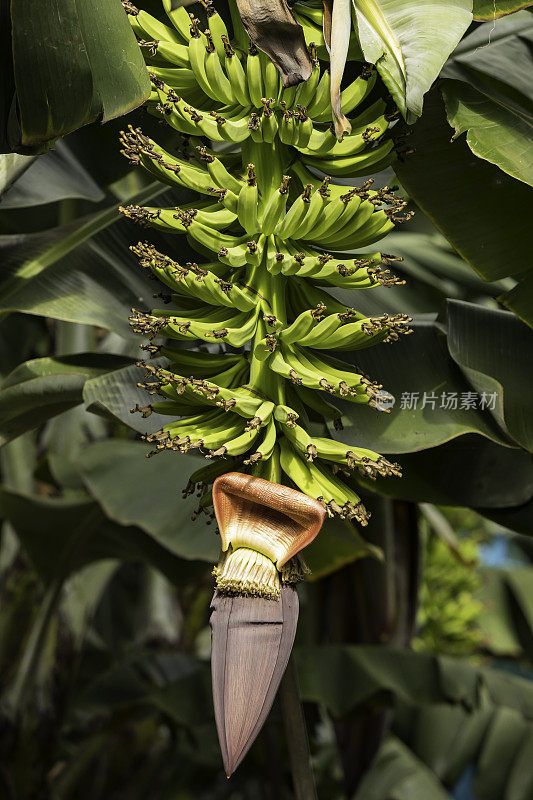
xmin=0 ymin=1 xmax=532 ymax=798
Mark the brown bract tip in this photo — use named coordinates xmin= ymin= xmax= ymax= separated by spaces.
xmin=210 ymin=585 xmax=299 ymax=776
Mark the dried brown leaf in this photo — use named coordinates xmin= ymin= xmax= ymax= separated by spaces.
xmin=236 ymin=0 xmax=313 ymax=86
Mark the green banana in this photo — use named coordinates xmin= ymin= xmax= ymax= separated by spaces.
xmin=237 ymin=165 xmax=260 ymax=233
xmin=206 ymin=5 xmax=229 ymax=60
xmin=204 ymin=31 xmax=234 ymax=105
xmin=221 ymin=36 xmax=250 ymax=107
xmin=161 ymin=0 xmax=192 ymax=41
xmin=246 ymin=45 xmax=264 ymax=108
xmin=259 ymin=175 xmax=290 ymax=234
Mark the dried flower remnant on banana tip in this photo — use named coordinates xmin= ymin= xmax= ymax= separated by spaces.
xmin=121 ymin=0 xmax=411 ymax=561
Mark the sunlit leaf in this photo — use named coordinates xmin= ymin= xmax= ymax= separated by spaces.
xmin=473 ymin=0 xmax=533 ymax=17
xmin=352 ymin=0 xmax=472 ymax=118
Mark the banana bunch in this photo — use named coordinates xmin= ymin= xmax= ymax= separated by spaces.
xmin=121 ymin=0 xmax=412 ymax=526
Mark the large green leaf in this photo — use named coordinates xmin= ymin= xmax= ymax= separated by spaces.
xmin=0 ymin=184 xmax=171 ymax=333
xmin=5 ymin=0 xmax=150 ymax=153
xmin=0 ymin=488 xmax=201 ymax=585
xmin=394 ymin=90 xmax=533 ymax=327
xmin=330 ymin=319 xmax=510 ymax=454
xmin=442 ymin=79 xmax=533 ymax=187
xmin=358 ymin=436 xmax=533 ymax=510
xmin=479 ymin=496 xmax=533 ymax=536
xmin=447 ymin=300 xmax=533 ymax=451
xmin=305 ymin=516 xmax=381 ymax=578
xmin=354 ymin=736 xmax=451 ymax=799
xmin=0 ymin=141 xmax=104 ymax=208
xmin=0 ymin=353 xmax=131 ymax=446
xmin=474 ymin=0 xmax=533 ymax=17
xmin=77 ymin=440 xmax=219 ymax=563
xmin=83 ymin=358 xmax=170 ymax=432
xmin=477 ymin=569 xmax=523 ymax=657
xmin=352 ymin=0 xmax=472 ymax=118
xmin=501 ymin=272 xmax=533 ymax=329
xmin=295 ymin=644 xmax=533 ymax=719
xmin=443 ymin=14 xmax=533 ymax=115
xmin=392 ymin=698 xmax=533 ymax=800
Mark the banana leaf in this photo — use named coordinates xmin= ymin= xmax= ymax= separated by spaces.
xmin=0 ymin=353 xmax=131 ymax=446
xmin=76 ymin=439 xmax=219 ymax=563
xmin=353 ymin=736 xmax=452 ymax=799
xmin=474 ymin=0 xmax=533 ymax=17
xmin=394 ymin=89 xmax=533 ymax=328
xmin=0 ymin=183 xmax=191 ymax=335
xmin=352 ymin=0 xmax=472 ymax=119
xmin=2 ymin=0 xmax=150 ymax=154
xmin=0 ymin=487 xmax=201 ymax=585
xmin=0 ymin=140 xmax=104 ymax=208
xmin=441 ymin=16 xmax=533 ymax=187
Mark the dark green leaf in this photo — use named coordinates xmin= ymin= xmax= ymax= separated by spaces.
xmin=331 ymin=320 xmax=510 ymax=454
xmin=0 ymin=488 xmax=201 ymax=585
xmin=358 ymin=436 xmax=533 ymax=509
xmin=83 ymin=359 xmax=169 ymax=432
xmin=499 ymin=272 xmax=533 ymax=330
xmin=0 ymin=184 xmax=167 ymax=333
xmin=305 ymin=516 xmax=381 ymax=579
xmin=7 ymin=0 xmax=150 ymax=153
xmin=476 ymin=569 xmax=523 ymax=657
xmin=478 ymin=497 xmax=533 ymax=536
xmin=443 ymin=14 xmax=533 ymax=115
xmin=77 ymin=440 xmax=219 ymax=563
xmin=0 ymin=141 xmax=104 ymax=209
xmin=441 ymin=78 xmax=533 ymax=187
xmin=354 ymin=736 xmax=451 ymax=799
xmin=295 ymin=644 xmax=533 ymax=719
xmin=447 ymin=300 xmax=533 ymax=451
xmin=0 ymin=353 xmax=131 ymax=446
xmin=394 ymin=90 xmax=532 ymax=294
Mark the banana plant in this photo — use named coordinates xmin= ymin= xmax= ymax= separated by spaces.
xmin=119 ymin=0 xmax=416 ymax=776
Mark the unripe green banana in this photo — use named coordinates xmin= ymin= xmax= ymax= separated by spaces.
xmin=246 ymin=45 xmax=264 ymax=108
xmin=260 ymin=175 xmax=290 ymax=235
xmin=206 ymin=5 xmax=229 ymax=60
xmin=204 ymin=31 xmax=234 ymax=105
xmin=237 ymin=165 xmax=260 ymax=233
xmin=221 ymin=36 xmax=250 ymax=107
xmin=161 ymin=0 xmax=192 ymax=41
xmin=276 ymin=184 xmax=313 ymax=238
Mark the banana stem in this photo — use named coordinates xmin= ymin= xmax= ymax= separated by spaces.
xmin=279 ymin=655 xmax=318 ymax=800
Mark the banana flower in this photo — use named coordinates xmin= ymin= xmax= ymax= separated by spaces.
xmin=210 ymin=472 xmax=325 ymax=775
